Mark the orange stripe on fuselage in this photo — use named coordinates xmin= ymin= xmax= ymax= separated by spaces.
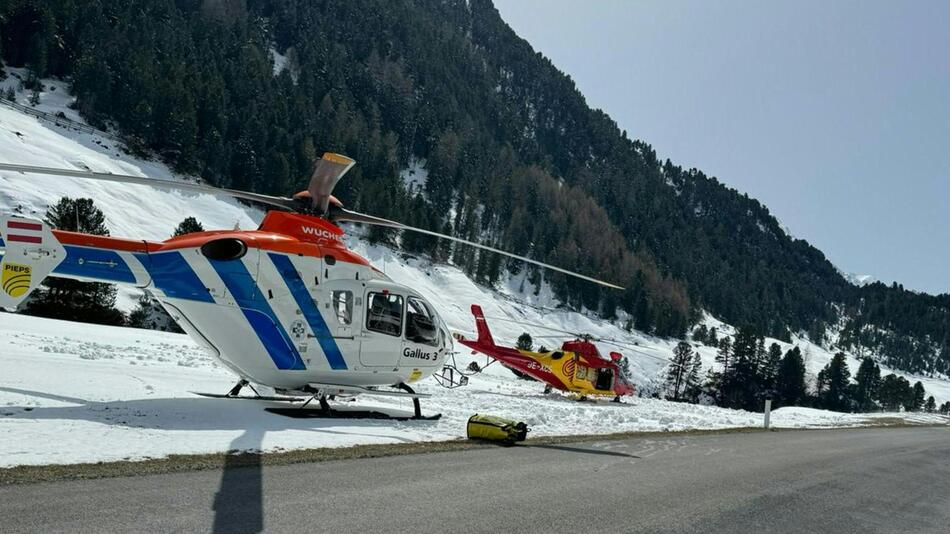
xmin=51 ymin=229 xmax=371 ymax=267
xmin=157 ymin=231 xmax=370 ymax=266
xmin=53 ymin=230 xmax=153 ymax=252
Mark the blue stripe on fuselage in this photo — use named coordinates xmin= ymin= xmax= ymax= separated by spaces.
xmin=208 ymin=257 xmax=306 ymax=371
xmin=134 ymin=251 xmax=214 ymax=303
xmin=268 ymin=253 xmax=348 ymax=370
xmin=54 ymin=246 xmax=136 ymax=284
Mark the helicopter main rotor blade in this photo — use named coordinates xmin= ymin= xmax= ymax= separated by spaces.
xmin=481 ymin=316 xmax=584 ymax=338
xmin=526 ymin=332 xmax=671 ymax=363
xmin=0 ymin=162 xmax=299 ymax=211
xmin=331 ymin=206 xmax=625 ymax=290
xmin=307 ymin=153 xmax=355 ymax=214
xmin=480 ymin=315 xmax=662 ymax=355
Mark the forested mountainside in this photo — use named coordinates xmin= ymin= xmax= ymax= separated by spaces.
xmin=1 ymin=0 xmax=947 ymax=373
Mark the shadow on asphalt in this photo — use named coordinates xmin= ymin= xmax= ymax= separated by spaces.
xmin=527 ymin=443 xmax=639 ymax=458
xmin=212 ymin=429 xmax=264 ymax=534
xmin=0 ymin=386 xmax=432 ymax=437
xmin=0 ymin=384 xmax=433 ymax=531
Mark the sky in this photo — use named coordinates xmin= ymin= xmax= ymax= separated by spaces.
xmin=493 ymin=0 xmax=949 ymax=295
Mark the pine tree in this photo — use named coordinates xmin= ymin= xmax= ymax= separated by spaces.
xmin=815 ymin=368 xmax=828 ymax=402
xmin=723 ymin=326 xmax=758 ymax=410
xmin=924 ymin=396 xmax=936 ymax=413
xmin=715 ymin=337 xmax=732 ymax=374
xmin=819 ymin=352 xmax=852 ymax=412
xmin=776 ymin=346 xmax=806 ymax=407
xmin=692 ymin=324 xmax=708 ymax=344
xmin=706 ymin=336 xmax=732 ymax=405
xmin=665 ymin=341 xmax=694 ymax=402
xmin=763 ymin=342 xmax=783 ymax=391
xmin=878 ymin=374 xmax=910 ymax=411
xmin=22 ymin=198 xmax=125 ymax=326
xmin=908 ymin=381 xmax=926 ymax=412
xmin=683 ymin=351 xmax=704 ymax=403
xmin=507 ymin=332 xmax=538 ymax=381
xmin=128 ymin=292 xmax=183 ymax=333
xmin=753 ymin=337 xmax=767 ymax=379
xmin=634 ymin=292 xmax=652 ymax=333
xmin=173 ymin=217 xmax=205 ymax=237
xmin=707 ymin=327 xmax=719 ymax=347
xmin=516 ymin=332 xmax=533 ymax=351
xmin=127 ymin=293 xmax=153 ymax=330
xmin=853 ymin=357 xmax=881 ymax=412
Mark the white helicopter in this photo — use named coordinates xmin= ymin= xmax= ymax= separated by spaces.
xmin=0 ymin=155 xmax=623 ymax=419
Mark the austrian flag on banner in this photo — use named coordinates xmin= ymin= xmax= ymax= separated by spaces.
xmin=5 ymin=220 xmax=44 ymax=244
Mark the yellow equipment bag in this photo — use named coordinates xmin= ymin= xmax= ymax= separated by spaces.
xmin=466 ymin=414 xmax=529 ymax=444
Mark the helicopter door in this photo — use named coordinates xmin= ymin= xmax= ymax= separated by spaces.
xmin=594 ymin=368 xmax=614 ymax=391
xmin=400 ymin=296 xmax=441 ymax=368
xmin=359 ymin=291 xmax=404 ymax=367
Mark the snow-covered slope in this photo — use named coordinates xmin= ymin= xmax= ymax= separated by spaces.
xmin=0 ymin=69 xmax=261 ymax=238
xmin=3 ymin=312 xmax=946 ymax=467
xmin=0 ymin=68 xmax=260 ymax=311
xmin=1 ymin=74 xmax=948 ymax=467
xmin=838 ymin=267 xmax=877 ymax=287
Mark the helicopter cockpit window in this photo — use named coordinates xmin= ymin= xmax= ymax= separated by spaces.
xmin=405 ymin=296 xmax=438 ymax=346
xmin=366 ymin=292 xmax=403 ymax=337
xmin=331 ymin=290 xmax=353 ymax=325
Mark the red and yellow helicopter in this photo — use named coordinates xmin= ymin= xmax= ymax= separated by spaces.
xmin=0 ymin=154 xmax=624 ymax=419
xmin=453 ymin=305 xmax=636 ymax=401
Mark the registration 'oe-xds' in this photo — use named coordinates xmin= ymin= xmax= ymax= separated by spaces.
xmin=0 ymin=154 xmax=626 ymax=420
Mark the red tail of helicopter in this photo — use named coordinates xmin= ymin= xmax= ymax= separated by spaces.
xmin=457 ymin=305 xmax=635 ymax=400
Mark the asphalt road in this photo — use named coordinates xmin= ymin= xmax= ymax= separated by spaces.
xmin=2 ymin=427 xmax=949 ymax=533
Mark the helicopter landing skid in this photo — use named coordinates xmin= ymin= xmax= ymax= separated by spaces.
xmin=191 ymin=391 xmax=305 ymax=402
xmin=264 ymin=406 xmax=442 ymax=421
xmin=266 ymin=383 xmax=442 ymax=421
